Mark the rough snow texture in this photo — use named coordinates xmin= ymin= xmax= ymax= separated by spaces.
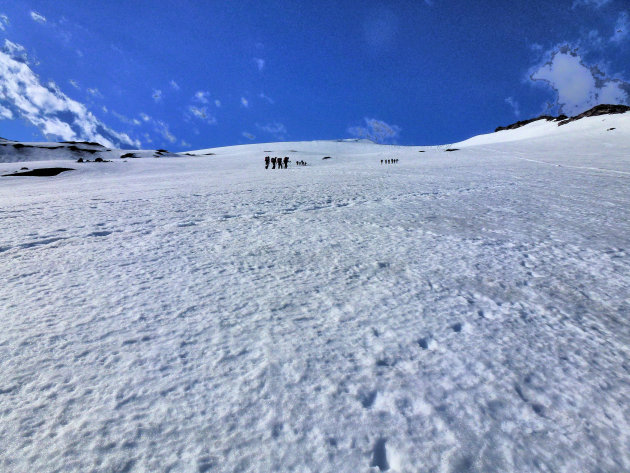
xmin=1 ymin=114 xmax=629 ymax=472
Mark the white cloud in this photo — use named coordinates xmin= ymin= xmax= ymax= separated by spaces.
xmin=194 ymin=90 xmax=210 ymax=103
xmin=170 ymin=80 xmax=180 ymax=91
xmin=0 ymin=104 xmax=14 ymax=119
xmin=154 ymin=120 xmax=176 ymax=143
xmin=140 ymin=113 xmax=151 ymax=122
xmin=214 ymin=99 xmax=221 ymax=108
xmin=0 ymin=41 xmax=140 ymax=148
xmin=572 ymin=0 xmax=612 ymax=8
xmin=258 ymin=92 xmax=275 ymax=104
xmin=240 ymin=97 xmax=249 ymax=108
xmin=87 ymin=88 xmax=103 ymax=98
xmin=0 ymin=14 xmax=9 ymax=31
xmin=187 ymin=105 xmax=217 ymax=125
xmin=30 ymin=11 xmax=47 ymax=24
xmin=348 ymin=118 xmax=401 ymax=144
xmin=254 ymin=58 xmax=265 ymax=71
xmin=152 ymin=89 xmax=163 ymax=102
xmin=530 ymin=46 xmax=630 ymax=115
xmin=256 ymin=122 xmax=287 ymax=139
xmin=505 ymin=97 xmax=521 ymax=117
xmin=611 ymin=11 xmax=628 ymax=43
xmin=3 ymin=40 xmax=28 ymax=62
xmin=180 ymin=139 xmax=191 ymax=148
xmin=69 ymin=79 xmax=80 ymax=89
xmin=242 ymin=132 xmax=255 ymax=140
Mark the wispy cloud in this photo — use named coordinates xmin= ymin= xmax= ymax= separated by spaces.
xmin=0 ymin=40 xmax=140 ymax=148
xmin=170 ymin=80 xmax=180 ymax=91
xmin=187 ymin=105 xmax=217 ymax=125
xmin=154 ymin=120 xmax=176 ymax=144
xmin=348 ymin=118 xmax=401 ymax=144
xmin=69 ymin=79 xmax=80 ymax=89
xmin=30 ymin=11 xmax=47 ymax=24
xmin=256 ymin=122 xmax=287 ymax=140
xmin=0 ymin=104 xmax=13 ymax=119
xmin=253 ymin=58 xmax=265 ymax=71
xmin=87 ymin=87 xmax=103 ymax=98
xmin=0 ymin=14 xmax=9 ymax=31
xmin=611 ymin=11 xmax=628 ymax=43
xmin=3 ymin=40 xmax=28 ymax=62
xmin=139 ymin=113 xmax=151 ymax=122
xmin=529 ymin=45 xmax=630 ymax=115
xmin=152 ymin=89 xmax=163 ymax=102
xmin=258 ymin=92 xmax=275 ymax=105
xmin=240 ymin=97 xmax=249 ymax=108
xmin=112 ymin=111 xmax=141 ymax=126
xmin=214 ymin=99 xmax=221 ymax=108
xmin=572 ymin=0 xmax=612 ymax=8
xmin=505 ymin=97 xmax=521 ymax=117
xmin=242 ymin=131 xmax=255 ymax=140
xmin=194 ymin=90 xmax=210 ymax=103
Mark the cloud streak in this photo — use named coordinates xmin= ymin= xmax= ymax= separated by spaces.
xmin=0 ymin=40 xmax=140 ymax=148
xmin=348 ymin=118 xmax=401 ymax=144
xmin=256 ymin=122 xmax=287 ymax=140
xmin=30 ymin=11 xmax=47 ymax=24
xmin=0 ymin=14 xmax=9 ymax=31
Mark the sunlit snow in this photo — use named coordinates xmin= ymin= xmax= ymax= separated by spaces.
xmin=1 ymin=114 xmax=629 ymax=472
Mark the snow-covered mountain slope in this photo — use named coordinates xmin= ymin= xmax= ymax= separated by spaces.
xmin=0 ymin=139 xmax=183 ymax=163
xmin=1 ymin=113 xmax=629 ymax=473
xmin=454 ymin=107 xmax=630 ymax=148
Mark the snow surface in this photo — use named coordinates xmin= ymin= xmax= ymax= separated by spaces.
xmin=1 ymin=114 xmax=630 ymax=472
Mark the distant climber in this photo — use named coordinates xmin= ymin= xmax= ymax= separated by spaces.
xmin=271 ymin=157 xmax=277 ymax=169
xmin=265 ymin=156 xmax=270 ymax=169
xmin=283 ymin=156 xmax=289 ymax=169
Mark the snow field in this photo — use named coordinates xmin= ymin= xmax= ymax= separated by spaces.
xmin=1 ymin=118 xmax=630 ymax=472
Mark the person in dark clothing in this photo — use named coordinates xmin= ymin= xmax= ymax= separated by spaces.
xmin=283 ymin=156 xmax=289 ymax=169
xmin=271 ymin=157 xmax=276 ymax=169
xmin=265 ymin=156 xmax=270 ymax=169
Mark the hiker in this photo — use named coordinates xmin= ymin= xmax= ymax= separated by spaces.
xmin=271 ymin=157 xmax=276 ymax=169
xmin=380 ymin=159 xmax=383 ymax=165
xmin=283 ymin=156 xmax=289 ymax=169
xmin=265 ymin=156 xmax=270 ymax=169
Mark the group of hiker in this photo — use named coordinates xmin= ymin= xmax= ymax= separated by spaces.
xmin=265 ymin=156 xmax=289 ymax=169
xmin=264 ymin=155 xmax=400 ymax=168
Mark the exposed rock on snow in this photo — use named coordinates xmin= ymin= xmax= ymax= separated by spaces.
xmin=558 ymin=103 xmax=630 ymax=126
xmin=2 ymin=167 xmax=74 ymax=176
xmin=495 ymin=114 xmax=567 ymax=132
xmin=495 ymin=104 xmax=629 ymax=132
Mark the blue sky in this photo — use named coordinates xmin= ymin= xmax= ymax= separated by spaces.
xmin=0 ymin=1 xmax=628 ymax=149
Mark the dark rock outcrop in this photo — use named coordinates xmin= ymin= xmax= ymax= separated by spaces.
xmin=557 ymin=104 xmax=630 ymax=126
xmin=495 ymin=104 xmax=629 ymax=132
xmin=3 ymin=167 xmax=74 ymax=177
xmin=495 ymin=115 xmax=567 ymax=132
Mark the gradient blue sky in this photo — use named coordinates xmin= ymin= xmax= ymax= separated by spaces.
xmin=0 ymin=0 xmax=628 ymax=149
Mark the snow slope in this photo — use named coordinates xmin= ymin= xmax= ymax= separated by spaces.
xmin=1 ymin=113 xmax=629 ymax=473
